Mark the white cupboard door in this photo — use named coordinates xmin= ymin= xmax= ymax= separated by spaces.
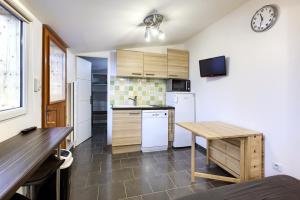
xmin=75 ymin=57 xmax=92 ymax=146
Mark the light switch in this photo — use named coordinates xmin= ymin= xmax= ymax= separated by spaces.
xmin=34 ymin=78 xmax=40 ymax=92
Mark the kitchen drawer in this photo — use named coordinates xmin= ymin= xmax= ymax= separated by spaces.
xmin=211 ymin=139 xmax=240 ymax=160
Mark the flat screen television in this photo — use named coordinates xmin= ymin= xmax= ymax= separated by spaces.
xmin=199 ymin=56 xmax=226 ymax=77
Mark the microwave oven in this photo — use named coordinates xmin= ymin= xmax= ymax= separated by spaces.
xmin=167 ymin=79 xmax=190 ymax=92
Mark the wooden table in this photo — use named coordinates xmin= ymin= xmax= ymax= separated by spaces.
xmin=177 ymin=122 xmax=263 ymax=183
xmin=0 ymin=127 xmax=73 ymax=200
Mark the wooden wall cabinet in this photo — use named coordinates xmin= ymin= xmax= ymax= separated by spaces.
xmin=112 ymin=110 xmax=142 ymax=154
xmin=167 ymin=49 xmax=189 ymax=79
xmin=116 ymin=50 xmax=144 ymax=78
xmin=143 ymin=52 xmax=168 ymax=78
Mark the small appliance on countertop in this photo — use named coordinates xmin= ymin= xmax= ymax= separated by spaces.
xmin=167 ymin=79 xmax=190 ymax=92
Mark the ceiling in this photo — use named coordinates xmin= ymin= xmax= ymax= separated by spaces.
xmin=21 ymin=0 xmax=249 ymax=53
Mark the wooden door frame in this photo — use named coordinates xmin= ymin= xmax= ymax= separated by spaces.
xmin=42 ymin=25 xmax=68 ymax=128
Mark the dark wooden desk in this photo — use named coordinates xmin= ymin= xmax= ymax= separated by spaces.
xmin=0 ymin=127 xmax=73 ymax=200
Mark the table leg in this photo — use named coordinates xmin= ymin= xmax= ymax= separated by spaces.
xmin=191 ymin=133 xmax=196 ymax=183
xmin=206 ymin=140 xmax=210 ymax=166
xmin=56 ymin=145 xmax=61 ymax=200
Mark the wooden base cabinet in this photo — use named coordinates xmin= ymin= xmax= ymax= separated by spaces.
xmin=112 ymin=110 xmax=142 ymax=154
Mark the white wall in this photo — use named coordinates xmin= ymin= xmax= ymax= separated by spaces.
xmin=185 ymin=0 xmax=300 ymax=178
xmin=0 ymin=3 xmax=42 ymax=142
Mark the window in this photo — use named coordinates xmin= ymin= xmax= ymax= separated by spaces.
xmin=0 ymin=4 xmax=25 ymax=120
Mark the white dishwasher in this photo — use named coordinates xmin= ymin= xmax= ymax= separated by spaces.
xmin=142 ymin=110 xmax=168 ymax=152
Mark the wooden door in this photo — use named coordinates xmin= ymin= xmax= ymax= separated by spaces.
xmin=167 ymin=49 xmax=189 ymax=79
xmin=116 ymin=50 xmax=144 ymax=77
xmin=143 ymin=52 xmax=168 ymax=78
xmin=42 ymin=25 xmax=68 ymax=133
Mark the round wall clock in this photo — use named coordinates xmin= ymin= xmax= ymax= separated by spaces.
xmin=251 ymin=5 xmax=278 ymax=32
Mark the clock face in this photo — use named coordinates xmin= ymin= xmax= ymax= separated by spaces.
xmin=251 ymin=5 xmax=278 ymax=32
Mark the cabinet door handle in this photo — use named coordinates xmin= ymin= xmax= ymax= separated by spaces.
xmin=132 ymin=73 xmax=142 ymax=76
xmin=145 ymin=73 xmax=155 ymax=76
xmin=128 ymin=113 xmax=140 ymax=115
xmin=169 ymin=74 xmax=178 ymax=77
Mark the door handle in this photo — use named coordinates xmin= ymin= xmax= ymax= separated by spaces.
xmin=169 ymin=74 xmax=178 ymax=77
xmin=132 ymin=73 xmax=142 ymax=76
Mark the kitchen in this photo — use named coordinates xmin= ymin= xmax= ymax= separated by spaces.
xmin=108 ymin=48 xmax=195 ymax=154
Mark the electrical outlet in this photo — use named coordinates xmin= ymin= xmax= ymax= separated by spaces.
xmin=272 ymin=162 xmax=282 ymax=172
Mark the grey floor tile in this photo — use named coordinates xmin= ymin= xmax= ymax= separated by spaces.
xmin=147 ymin=174 xmax=175 ymax=192
xmin=86 ymin=168 xmax=133 ymax=186
xmin=121 ymin=157 xmax=140 ymax=168
xmin=142 ymin=191 xmax=170 ymax=200
xmin=167 ymin=187 xmax=194 ymax=200
xmin=137 ymin=156 xmax=158 ymax=167
xmin=190 ymin=182 xmax=213 ymax=193
xmin=132 ymin=165 xmax=157 ymax=179
xmin=210 ymin=180 xmax=233 ymax=188
xmin=124 ymin=178 xmax=153 ymax=197
xmin=168 ymin=171 xmax=192 ymax=187
xmin=101 ymin=159 xmax=122 ymax=172
xmin=99 ymin=182 xmax=126 ymax=200
xmin=169 ymin=160 xmax=190 ymax=171
xmin=153 ymin=162 xmax=175 ymax=175
xmin=154 ymin=154 xmax=174 ymax=163
xmin=70 ymin=185 xmax=99 ymax=200
xmin=125 ymin=196 xmax=142 ymax=200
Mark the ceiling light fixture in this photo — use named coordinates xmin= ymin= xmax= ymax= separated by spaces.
xmin=142 ymin=10 xmax=165 ymax=42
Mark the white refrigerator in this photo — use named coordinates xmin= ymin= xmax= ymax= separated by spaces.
xmin=166 ymin=92 xmax=195 ymax=147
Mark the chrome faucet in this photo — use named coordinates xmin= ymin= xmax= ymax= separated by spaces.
xmin=128 ymin=96 xmax=137 ymax=106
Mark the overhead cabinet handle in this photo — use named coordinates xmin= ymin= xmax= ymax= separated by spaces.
xmin=128 ymin=112 xmax=140 ymax=115
xmin=132 ymin=73 xmax=142 ymax=75
xmin=169 ymin=74 xmax=178 ymax=77
xmin=145 ymin=73 xmax=155 ymax=76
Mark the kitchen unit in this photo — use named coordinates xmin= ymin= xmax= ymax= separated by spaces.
xmin=112 ymin=106 xmax=175 ymax=154
xmin=115 ymin=49 xmax=189 ymax=80
xmin=166 ymin=92 xmax=195 ymax=147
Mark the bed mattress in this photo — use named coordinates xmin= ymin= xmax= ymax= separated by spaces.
xmin=178 ymin=175 xmax=300 ymax=200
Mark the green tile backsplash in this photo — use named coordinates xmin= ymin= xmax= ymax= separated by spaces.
xmin=110 ymin=77 xmax=166 ymax=106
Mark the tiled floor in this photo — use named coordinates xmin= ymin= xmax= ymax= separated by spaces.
xmin=70 ymin=134 xmax=232 ymax=200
